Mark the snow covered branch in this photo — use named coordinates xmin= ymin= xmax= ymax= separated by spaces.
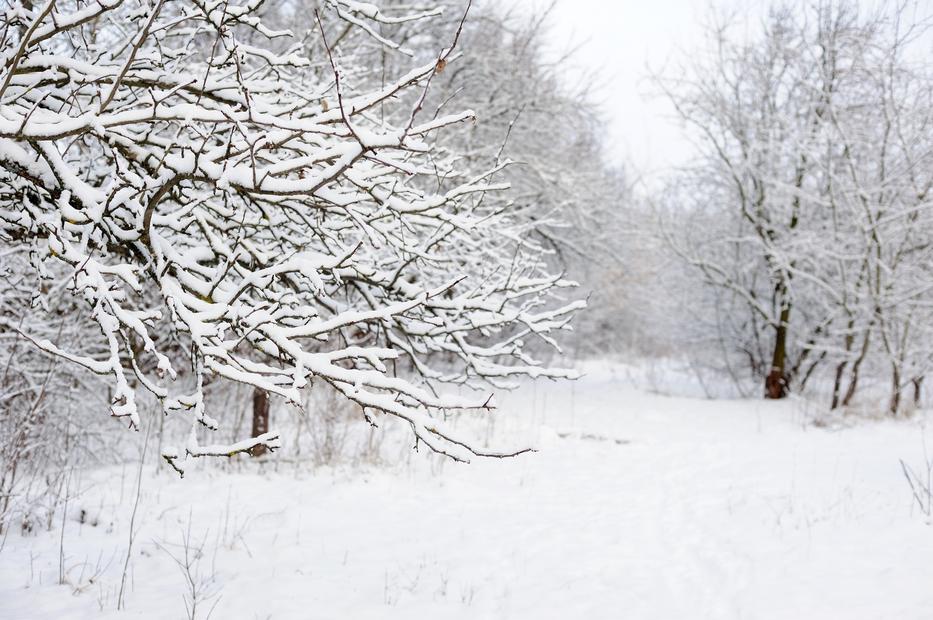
xmin=0 ymin=0 xmax=581 ymax=471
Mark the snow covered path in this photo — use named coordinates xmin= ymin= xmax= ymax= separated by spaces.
xmin=4 ymin=363 xmax=933 ymax=619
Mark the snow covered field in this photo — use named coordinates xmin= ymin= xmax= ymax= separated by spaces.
xmin=4 ymin=362 xmax=933 ymax=619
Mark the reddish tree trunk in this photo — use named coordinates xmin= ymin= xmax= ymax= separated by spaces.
xmin=765 ymin=306 xmax=790 ymax=400
xmin=251 ymin=388 xmax=269 ymax=457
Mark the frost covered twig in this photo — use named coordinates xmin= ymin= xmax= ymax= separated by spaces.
xmin=0 ymin=0 xmax=581 ymax=472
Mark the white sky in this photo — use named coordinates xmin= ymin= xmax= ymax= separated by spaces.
xmin=511 ymin=0 xmax=708 ymax=178
xmin=510 ymin=0 xmax=933 ymax=180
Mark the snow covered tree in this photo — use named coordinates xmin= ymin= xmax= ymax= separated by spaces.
xmin=659 ymin=6 xmax=847 ymax=400
xmin=0 ymin=0 xmax=582 ymax=474
xmin=0 ymin=244 xmax=114 ymax=531
xmin=271 ymin=0 xmax=630 ymax=357
xmin=655 ymin=2 xmax=933 ymax=409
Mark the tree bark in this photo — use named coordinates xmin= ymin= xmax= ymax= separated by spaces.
xmin=765 ymin=304 xmax=790 ymax=399
xmin=830 ymin=361 xmax=846 ymax=409
xmin=250 ymin=387 xmax=270 ymax=457
xmin=841 ymin=329 xmax=871 ymax=407
xmin=889 ymin=363 xmax=901 ymax=416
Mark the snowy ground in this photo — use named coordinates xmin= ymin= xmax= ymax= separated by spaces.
xmin=4 ymin=361 xmax=933 ymax=619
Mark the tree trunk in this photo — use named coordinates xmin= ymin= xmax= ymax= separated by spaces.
xmin=842 ymin=329 xmax=872 ymax=407
xmin=250 ymin=387 xmax=270 ymax=457
xmin=830 ymin=322 xmax=857 ymax=410
xmin=913 ymin=376 xmax=923 ymax=408
xmin=889 ymin=363 xmax=901 ymax=416
xmin=830 ymin=361 xmax=846 ymax=409
xmin=765 ymin=305 xmax=790 ymax=399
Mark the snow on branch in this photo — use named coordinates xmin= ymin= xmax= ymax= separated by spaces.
xmin=0 ymin=0 xmax=581 ymax=472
